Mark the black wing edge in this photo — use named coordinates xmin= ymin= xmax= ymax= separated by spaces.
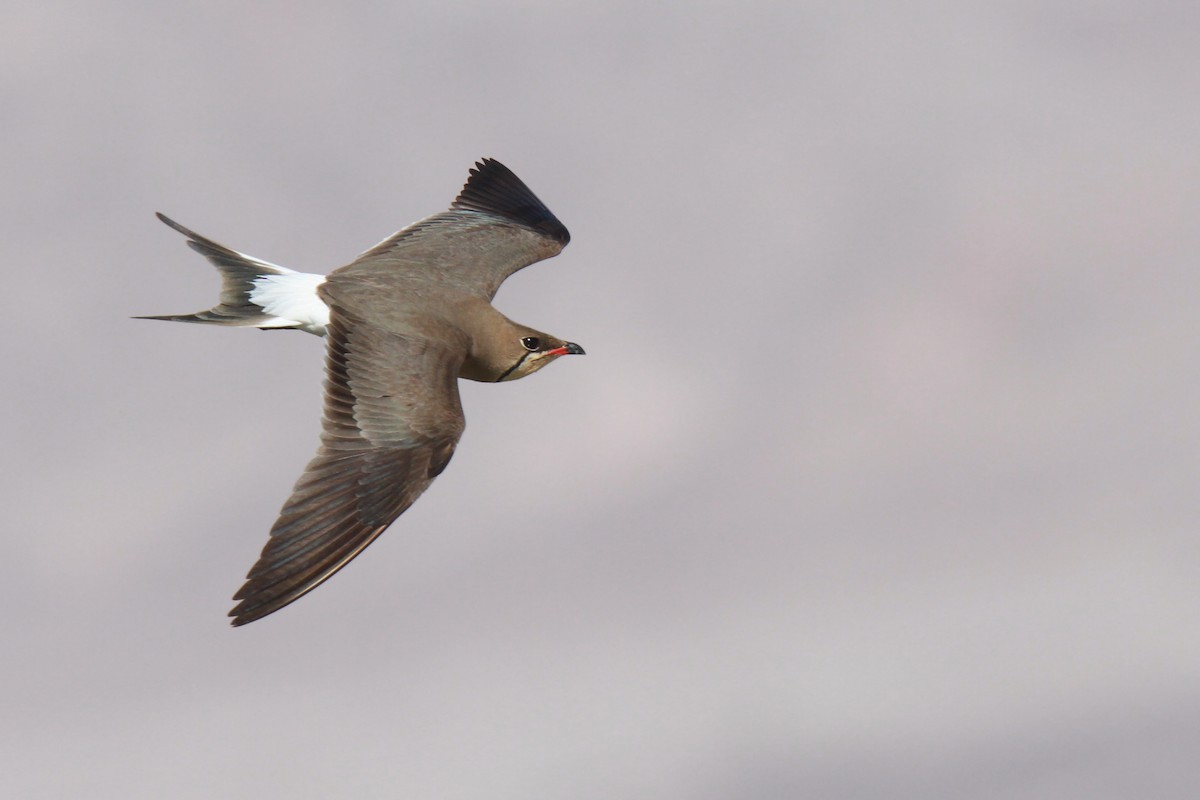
xmin=451 ymin=158 xmax=570 ymax=246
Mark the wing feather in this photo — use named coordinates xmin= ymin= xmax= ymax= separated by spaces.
xmin=331 ymin=159 xmax=569 ymax=299
xmin=228 ymin=309 xmax=466 ymax=626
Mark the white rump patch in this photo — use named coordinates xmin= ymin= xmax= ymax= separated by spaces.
xmin=249 ymin=270 xmax=330 ymax=336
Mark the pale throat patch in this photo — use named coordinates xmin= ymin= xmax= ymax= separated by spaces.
xmin=501 ymin=352 xmax=557 ymax=381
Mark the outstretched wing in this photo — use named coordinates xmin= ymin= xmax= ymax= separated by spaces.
xmin=229 ymin=307 xmax=467 ymax=626
xmin=333 ymin=158 xmax=570 ymax=300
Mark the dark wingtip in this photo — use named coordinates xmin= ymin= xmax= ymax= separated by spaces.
xmin=229 ymin=610 xmax=256 ymax=627
xmin=228 ymin=598 xmax=268 ymax=627
xmin=452 ymin=158 xmax=570 ymax=246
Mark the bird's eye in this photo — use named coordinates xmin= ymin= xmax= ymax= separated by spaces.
xmin=521 ymin=336 xmax=541 ymax=351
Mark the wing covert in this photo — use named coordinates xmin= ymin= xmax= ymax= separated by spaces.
xmin=331 ymin=159 xmax=569 ymax=300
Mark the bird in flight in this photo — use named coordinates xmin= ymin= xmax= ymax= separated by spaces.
xmin=140 ymin=159 xmax=584 ymax=626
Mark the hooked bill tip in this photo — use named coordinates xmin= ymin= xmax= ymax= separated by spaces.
xmin=564 ymin=342 xmax=585 ymax=355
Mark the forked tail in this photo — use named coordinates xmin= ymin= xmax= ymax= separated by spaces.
xmin=135 ymin=213 xmax=329 ymax=336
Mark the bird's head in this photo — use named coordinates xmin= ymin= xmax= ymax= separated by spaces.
xmin=493 ymin=330 xmax=585 ymax=382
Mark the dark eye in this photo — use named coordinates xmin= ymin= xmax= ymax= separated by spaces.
xmin=521 ymin=336 xmax=541 ymax=351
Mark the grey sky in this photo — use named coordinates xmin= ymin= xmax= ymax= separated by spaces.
xmin=4 ymin=2 xmax=1199 ymax=798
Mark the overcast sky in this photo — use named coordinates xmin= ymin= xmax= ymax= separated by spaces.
xmin=4 ymin=2 xmax=1200 ymax=798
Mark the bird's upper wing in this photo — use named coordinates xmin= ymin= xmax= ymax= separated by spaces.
xmin=229 ymin=307 xmax=467 ymax=626
xmin=332 ymin=159 xmax=570 ymax=300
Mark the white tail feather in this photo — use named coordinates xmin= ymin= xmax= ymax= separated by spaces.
xmin=249 ymin=271 xmax=330 ymax=336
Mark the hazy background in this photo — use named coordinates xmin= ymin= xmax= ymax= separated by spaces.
xmin=4 ymin=2 xmax=1199 ymax=797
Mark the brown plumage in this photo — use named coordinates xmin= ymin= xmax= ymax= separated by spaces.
xmin=141 ymin=159 xmax=584 ymax=625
